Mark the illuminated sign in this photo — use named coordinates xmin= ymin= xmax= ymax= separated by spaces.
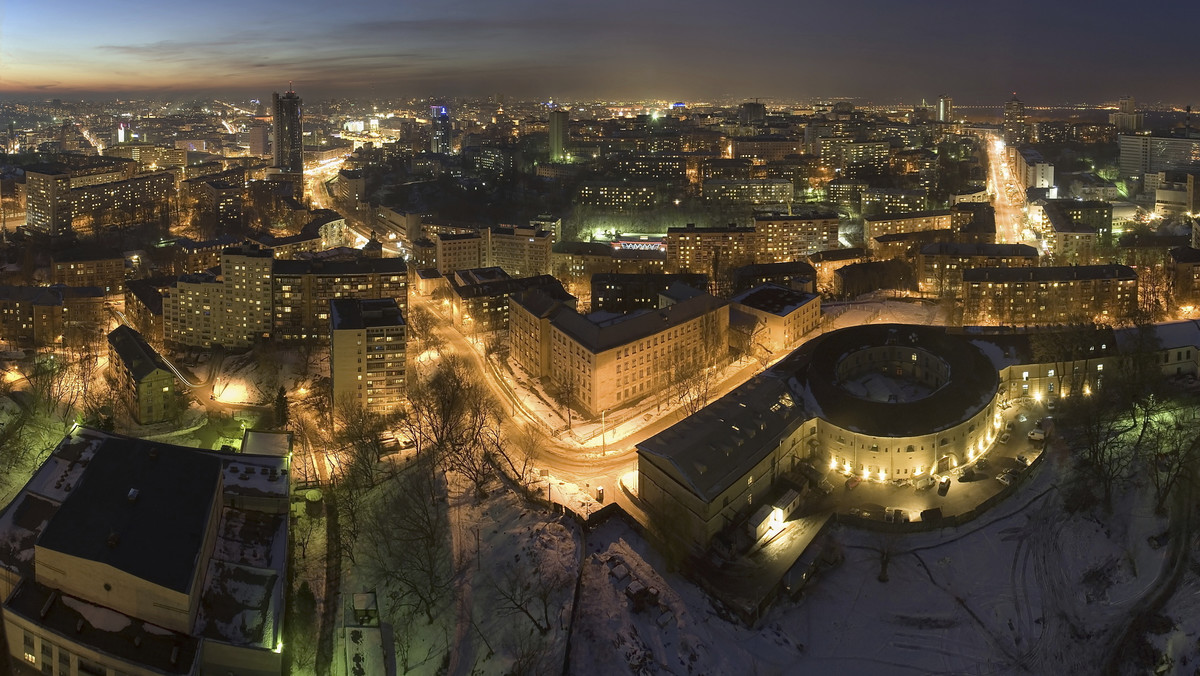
xmin=611 ymin=240 xmax=666 ymax=252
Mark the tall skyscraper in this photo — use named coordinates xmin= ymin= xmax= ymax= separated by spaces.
xmin=272 ymin=89 xmax=303 ymax=173
xmin=548 ymin=109 xmax=569 ymax=163
xmin=937 ymin=95 xmax=954 ymax=123
xmin=429 ymin=105 xmax=452 ymax=154
xmin=1003 ymin=94 xmax=1027 ymax=145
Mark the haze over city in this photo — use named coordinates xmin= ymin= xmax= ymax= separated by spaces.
xmin=3 ymin=0 xmax=1198 ymax=101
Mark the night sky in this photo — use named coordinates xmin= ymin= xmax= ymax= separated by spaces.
xmin=1 ymin=0 xmax=1196 ymax=103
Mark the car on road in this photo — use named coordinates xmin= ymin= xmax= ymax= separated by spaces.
xmin=1028 ymin=428 xmax=1045 ymax=442
xmin=818 ymin=479 xmax=834 ymax=495
xmin=845 ymin=476 xmax=862 ymax=490
xmin=915 ymin=475 xmax=936 ymax=490
xmin=937 ymin=476 xmax=951 ymax=496
xmin=998 ymin=432 xmax=1011 ymax=444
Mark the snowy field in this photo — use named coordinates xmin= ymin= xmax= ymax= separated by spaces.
xmin=568 ymin=452 xmax=1181 ymax=675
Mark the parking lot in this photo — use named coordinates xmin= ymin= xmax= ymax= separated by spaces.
xmin=808 ymin=400 xmax=1051 ymax=522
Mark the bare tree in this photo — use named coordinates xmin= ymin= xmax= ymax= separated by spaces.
xmin=404 ymin=356 xmax=497 ymax=498
xmin=360 ymin=460 xmax=451 ymax=625
xmin=1143 ymin=409 xmax=1200 ymax=513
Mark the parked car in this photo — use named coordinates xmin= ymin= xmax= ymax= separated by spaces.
xmin=1016 ymin=455 xmax=1029 ymax=466
xmin=1028 ymin=428 xmax=1046 ymax=442
xmin=915 ymin=475 xmax=937 ymax=490
xmin=937 ymin=476 xmax=951 ymax=496
xmin=845 ymin=476 xmax=862 ymax=490
xmin=998 ymin=432 xmax=1011 ymax=444
xmin=996 ymin=472 xmax=1014 ymax=486
xmin=818 ymin=479 xmax=834 ymax=495
xmin=975 ymin=458 xmax=990 ymax=471
xmin=1005 ymin=421 xmax=1015 ymax=431
xmin=958 ymin=468 xmax=977 ymax=482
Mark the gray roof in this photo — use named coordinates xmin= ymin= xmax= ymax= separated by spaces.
xmin=553 ymin=291 xmax=727 ymax=354
xmin=730 ymin=283 xmax=818 ymax=317
xmin=107 ymin=325 xmax=172 ymax=381
xmin=863 ymin=209 xmax=952 ymax=222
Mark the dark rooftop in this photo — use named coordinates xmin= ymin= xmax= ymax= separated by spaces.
xmin=107 ymin=325 xmax=172 ymax=382
xmin=36 ymin=437 xmax=222 ymax=594
xmin=329 ymin=297 xmax=405 ymax=331
xmin=963 ymin=264 xmax=1136 ymax=283
xmin=730 ymin=283 xmax=818 ymax=317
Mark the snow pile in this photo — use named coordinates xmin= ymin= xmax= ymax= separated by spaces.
xmin=62 ymin=595 xmax=132 ymax=633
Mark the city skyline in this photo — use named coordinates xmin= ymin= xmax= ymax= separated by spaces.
xmin=1 ymin=0 xmax=1196 ymax=102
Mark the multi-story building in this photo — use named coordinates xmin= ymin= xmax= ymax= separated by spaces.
xmin=23 ymin=166 xmax=72 ymax=237
xmin=591 ymin=273 xmax=709 ymax=313
xmin=0 ymin=286 xmax=104 ymax=348
xmin=435 ymin=231 xmax=485 ymax=275
xmin=272 ymin=256 xmax=408 ymax=341
xmin=487 ymin=225 xmax=553 ymax=277
xmin=863 ymin=209 xmax=954 ymax=248
xmin=448 ymin=270 xmax=571 ymax=333
xmin=730 ymin=136 xmax=801 ymax=163
xmin=703 ymin=178 xmax=793 ymax=206
xmin=751 ymin=211 xmax=840 ymax=262
xmin=730 ymin=260 xmax=816 ymax=294
xmin=808 ymin=247 xmax=869 ymax=295
xmin=70 ymin=172 xmax=174 ymax=232
xmin=124 ymin=277 xmax=174 ymax=348
xmin=50 ymin=250 xmax=126 ymax=296
xmin=163 ymin=246 xmax=274 ymax=348
xmin=937 ymin=95 xmax=954 ymax=123
xmin=429 ymin=105 xmax=452 ymax=154
xmin=917 ymin=242 xmax=1039 ymax=298
xmin=1109 ymin=96 xmax=1143 ymax=133
xmin=962 ymin=264 xmax=1137 ymax=325
xmin=1010 ymin=147 xmax=1055 ymax=189
xmin=1118 ymin=134 xmax=1200 ymax=179
xmin=549 ymin=109 xmax=569 ymax=163
xmin=510 ymin=286 xmax=729 ymax=416
xmin=200 ymin=179 xmax=244 ymax=233
xmin=861 ymin=187 xmax=926 ymax=215
xmin=1170 ymin=246 xmax=1200 ymax=305
xmin=729 ymin=283 xmax=821 ymax=356
xmin=842 ymin=141 xmax=890 ymax=171
xmin=272 ymin=90 xmax=303 ymax=174
xmin=1041 ymin=201 xmax=1098 ymax=264
xmin=0 ymin=427 xmax=289 ymax=676
xmin=329 ymin=298 xmax=406 ymax=414
xmin=576 ymin=182 xmax=662 ymax=210
xmin=665 ymin=224 xmax=757 ymax=278
xmin=106 ymin=325 xmax=176 ymax=424
xmin=1003 ymin=94 xmax=1027 ymax=145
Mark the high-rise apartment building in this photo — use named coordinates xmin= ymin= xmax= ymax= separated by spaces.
xmin=430 ymin=105 xmax=452 ymax=154
xmin=272 ymin=90 xmax=303 ymax=173
xmin=162 ymin=246 xmax=274 ymax=348
xmin=937 ymin=95 xmax=954 ymax=123
xmin=1109 ymin=96 xmax=1144 ymax=133
xmin=1003 ymin=94 xmax=1027 ymax=145
xmin=248 ymin=123 xmax=270 ymax=157
xmin=24 ymin=166 xmax=73 ymax=237
xmin=549 ymin=109 xmax=569 ymax=162
xmin=330 ymin=298 xmax=406 ymax=414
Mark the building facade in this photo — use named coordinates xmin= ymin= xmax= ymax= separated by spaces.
xmin=329 ymin=298 xmax=406 ymax=414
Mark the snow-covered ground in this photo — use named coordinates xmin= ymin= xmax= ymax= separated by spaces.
xmin=569 ymin=452 xmax=1175 ymax=675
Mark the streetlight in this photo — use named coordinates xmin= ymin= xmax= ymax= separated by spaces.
xmin=601 ymin=409 xmax=607 ymax=454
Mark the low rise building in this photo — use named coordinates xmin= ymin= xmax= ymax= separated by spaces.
xmin=0 ymin=285 xmax=104 ymax=349
xmin=863 ymin=209 xmax=954 ymax=249
xmin=0 ymin=428 xmax=289 ymax=676
xmin=106 ymin=325 xmax=177 ymax=424
xmin=448 ymin=269 xmax=571 ymax=332
xmin=729 ymin=283 xmax=821 ymax=356
xmin=49 ymin=250 xmax=126 ymax=296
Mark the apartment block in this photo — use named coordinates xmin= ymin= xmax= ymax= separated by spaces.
xmin=917 ymin=242 xmax=1039 ymax=298
xmin=330 ymin=298 xmax=406 ymax=414
xmin=107 ymin=325 xmax=176 ymax=424
xmin=751 ymin=211 xmax=840 ymax=263
xmin=962 ymin=264 xmax=1137 ymax=325
xmin=272 ymin=256 xmax=408 ymax=341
